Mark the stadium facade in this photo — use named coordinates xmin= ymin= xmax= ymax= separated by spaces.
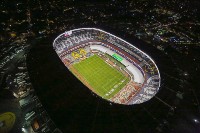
xmin=53 ymin=28 xmax=161 ymax=105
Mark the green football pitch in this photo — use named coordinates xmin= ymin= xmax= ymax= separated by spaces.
xmin=72 ymin=54 xmax=129 ymax=99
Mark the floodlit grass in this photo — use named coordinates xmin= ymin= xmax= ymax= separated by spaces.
xmin=72 ymin=54 xmax=129 ymax=99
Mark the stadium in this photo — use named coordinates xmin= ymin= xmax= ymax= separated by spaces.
xmin=53 ymin=28 xmax=161 ymax=105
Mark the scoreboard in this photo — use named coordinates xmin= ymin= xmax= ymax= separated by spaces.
xmin=112 ymin=53 xmax=123 ymax=62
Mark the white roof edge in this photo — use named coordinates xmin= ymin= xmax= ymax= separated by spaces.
xmin=53 ymin=28 xmax=161 ymax=89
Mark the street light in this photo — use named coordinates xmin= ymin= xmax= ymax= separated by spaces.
xmin=193 ymin=119 xmax=199 ymax=124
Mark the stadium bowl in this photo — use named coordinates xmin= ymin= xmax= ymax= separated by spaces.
xmin=53 ymin=28 xmax=161 ymax=105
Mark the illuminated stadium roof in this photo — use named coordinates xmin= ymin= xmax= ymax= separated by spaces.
xmin=53 ymin=28 xmax=161 ymax=105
